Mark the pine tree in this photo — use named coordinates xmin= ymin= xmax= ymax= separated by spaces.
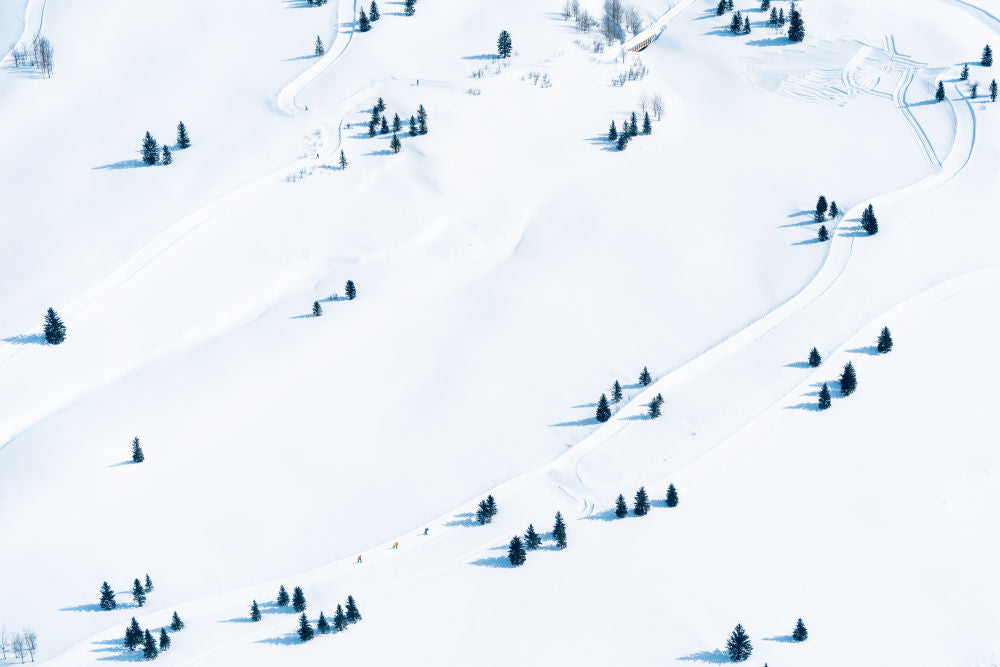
xmin=169 ymin=612 xmax=184 ymax=631
xmin=639 ymin=366 xmax=652 ymax=386
xmin=612 ymin=380 xmax=623 ymax=403
xmin=792 ymin=618 xmax=808 ymax=641
xmin=144 ymin=574 xmax=154 ymax=593
xmin=277 ymin=585 xmax=290 ymax=607
xmin=726 ymin=0 xmax=734 ymax=10
xmin=936 ymin=80 xmax=946 ymax=102
xmin=377 ymin=97 xmax=385 ymax=112
xmin=615 ymin=494 xmax=629 ymax=518
xmin=508 ymin=535 xmax=527 ymax=566
xmin=730 ymin=10 xmax=743 ymax=34
xmin=176 ymin=121 xmax=190 ymax=149
xmin=142 ymin=131 xmax=159 ymax=165
xmin=761 ymin=0 xmax=770 ymax=9
xmin=371 ymin=105 xmax=381 ymax=125
xmin=333 ymin=604 xmax=347 ymax=632
xmin=817 ymin=225 xmax=829 ymax=242
xmin=43 ymin=307 xmax=66 ymax=344
xmin=743 ymin=15 xmax=751 ymax=34
xmin=808 ymin=347 xmax=822 ymax=367
xmin=991 ymin=79 xmax=998 ymax=102
xmin=345 ymin=595 xmax=361 ymax=623
xmin=476 ymin=499 xmax=492 ymax=524
xmin=816 ymin=195 xmax=828 ymax=218
xmin=840 ymin=361 xmax=857 ymax=397
xmin=132 ymin=578 xmax=146 ymax=607
xmin=616 ymin=133 xmax=629 ymax=151
xmin=648 ymin=395 xmax=662 ymax=419
xmin=158 ymin=627 xmax=170 ymax=651
xmin=486 ymin=495 xmax=497 ymax=518
xmin=292 ymin=586 xmax=307 ymax=613
xmin=417 ymin=104 xmax=428 ymax=134
xmin=125 ymin=618 xmax=143 ymax=651
xmin=717 ymin=0 xmax=726 ymax=16
xmin=971 ymin=82 xmax=979 ymax=99
xmin=160 ymin=144 xmax=172 ymax=165
xmin=250 ymin=600 xmax=261 ymax=622
xmin=392 ymin=113 xmax=402 ymax=132
xmin=778 ymin=7 xmax=785 ymax=25
xmin=380 ymin=117 xmax=389 ymax=134
xmin=344 ymin=280 xmax=357 ymax=300
xmin=861 ymin=204 xmax=878 ymax=235
xmin=131 ymin=436 xmax=144 ymax=463
xmin=339 ymin=150 xmax=348 ymax=169
xmin=390 ymin=132 xmax=402 ymax=153
xmin=666 ymin=483 xmax=679 ymax=507
xmin=769 ymin=6 xmax=778 ymax=26
xmin=629 ymin=111 xmax=638 ymax=136
xmin=358 ymin=8 xmax=371 ymax=32
xmin=142 ymin=629 xmax=158 ymax=660
xmin=609 ymin=120 xmax=618 ymax=141
xmin=726 ymin=624 xmax=753 ymax=662
xmin=524 ymin=524 xmax=542 ymax=549
xmin=368 ymin=120 xmax=377 ymax=137
xmin=100 ymin=581 xmax=117 ymax=610
xmin=369 ymin=0 xmax=380 ymax=21
xmin=298 ymin=613 xmax=314 ymax=642
xmin=829 ymin=201 xmax=839 ymax=218
xmin=983 ymin=44 xmax=993 ymax=67
xmin=961 ymin=63 xmax=970 ymax=80
xmin=314 ymin=35 xmax=325 ymax=56
xmin=633 ymin=486 xmax=650 ymax=516
xmin=498 ymin=30 xmax=513 ymax=59
xmin=642 ymin=111 xmax=652 ymax=134
xmin=404 ymin=0 xmax=416 ymax=16
xmin=818 ymin=383 xmax=831 ymax=410
xmin=596 ymin=393 xmax=612 ymax=423
xmin=877 ymin=326 xmax=893 ymax=353
xmin=553 ymin=512 xmax=567 ymax=549
xmin=409 ymin=115 xmax=418 ymax=136
xmin=787 ymin=7 xmax=804 ymax=42
xmin=317 ymin=611 xmax=330 ymax=634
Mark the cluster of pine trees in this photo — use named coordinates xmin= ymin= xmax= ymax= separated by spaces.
xmin=140 ymin=122 xmax=190 ymax=166
xmin=724 ymin=619 xmax=806 ymax=662
xmin=476 ymin=495 xmax=498 ymax=524
xmin=294 ymin=594 xmax=362 ymax=642
xmin=312 ymin=280 xmax=356 ymax=317
xmin=358 ymin=1 xmax=380 ymax=33
xmin=812 ymin=328 xmax=891 ymax=410
xmin=812 ymin=195 xmax=838 ymax=242
xmin=508 ymin=511 xmax=567 ymax=566
xmin=100 ymin=575 xmax=156 ymax=610
xmin=958 ymin=52 xmax=998 ymax=103
xmin=614 ymin=483 xmax=678 ymax=518
xmin=595 ymin=368 xmax=652 ymax=423
xmin=608 ymin=110 xmax=654 ymax=151
xmin=716 ymin=0 xmax=800 ymax=40
xmin=122 ymin=610 xmax=182 ymax=659
xmin=367 ymin=99 xmax=427 ymax=154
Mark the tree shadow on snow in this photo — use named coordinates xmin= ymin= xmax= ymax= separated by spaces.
xmin=678 ymin=648 xmax=730 ymax=663
xmin=106 ymin=460 xmax=138 ymax=468
xmin=571 ymin=402 xmax=598 ymax=409
xmin=256 ymin=633 xmax=302 ymax=646
xmin=91 ymin=639 xmax=145 ymax=662
xmin=791 ymin=237 xmax=823 ymax=246
xmin=444 ymin=512 xmax=478 ymax=528
xmin=220 ymin=616 xmax=256 ymax=623
xmin=764 ymin=634 xmax=797 ymax=643
xmin=462 ymin=53 xmax=498 ymax=61
xmin=621 ymin=413 xmax=650 ymax=421
xmin=470 ymin=555 xmax=515 ymax=569
xmin=550 ymin=416 xmax=599 ymax=427
xmin=582 ymin=507 xmax=624 ymax=522
xmin=778 ymin=218 xmax=817 ymax=228
xmin=259 ymin=601 xmax=298 ymax=615
xmin=586 ymin=134 xmax=620 ymax=152
xmin=848 ymin=345 xmax=879 ymax=356
xmin=290 ymin=313 xmax=321 ymax=320
xmin=747 ymin=35 xmax=793 ymax=47
xmin=59 ymin=602 xmax=107 ymax=612
xmin=784 ymin=361 xmax=812 ymax=369
xmin=363 ymin=149 xmax=395 ymax=157
xmin=2 ymin=333 xmax=46 ymax=345
xmin=909 ymin=98 xmax=941 ymax=107
xmin=785 ymin=401 xmax=820 ymax=411
xmin=93 ymin=158 xmax=148 ymax=170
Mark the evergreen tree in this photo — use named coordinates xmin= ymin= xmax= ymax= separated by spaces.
xmin=345 ymin=280 xmax=357 ymax=300
xmin=524 ymin=524 xmax=542 ymax=549
xmin=131 ymin=436 xmax=144 ymax=463
xmin=829 ymin=201 xmax=839 ymax=218
xmin=628 ymin=111 xmax=638 ymax=136
xmin=298 ymin=613 xmax=314 ymax=642
xmin=761 ymin=0 xmax=770 ymax=9
xmin=409 ymin=115 xmax=418 ymax=136
xmin=333 ymin=604 xmax=347 ymax=632
xmin=616 ymin=133 xmax=629 ymax=151
xmin=339 ymin=150 xmax=348 ymax=169
xmin=292 ymin=586 xmax=307 ymax=613
xmin=176 ymin=121 xmax=190 ymax=149
xmin=392 ymin=113 xmax=402 ymax=132
xmin=615 ymin=494 xmax=629 ymax=518
xmin=160 ymin=144 xmax=172 ymax=165
xmin=404 ymin=0 xmax=416 ymax=16
xmin=817 ymin=225 xmax=828 ymax=242
xmin=743 ymin=15 xmax=751 ymax=34
xmin=486 ymin=494 xmax=497 ymax=518
xmin=144 ymin=574 xmax=154 ymax=593
xmin=417 ymin=104 xmax=428 ymax=134
xmin=277 ymin=585 xmax=290 ymax=607
xmin=596 ymin=393 xmax=612 ymax=423
xmin=390 ymin=132 xmax=402 ymax=153
xmin=371 ymin=105 xmax=380 ymax=125
xmin=609 ymin=120 xmax=618 ymax=141
xmin=368 ymin=120 xmax=377 ymax=137
xmin=983 ymin=44 xmax=993 ymax=67
xmin=633 ymin=486 xmax=650 ymax=516
xmin=639 ymin=366 xmax=652 ymax=386
xmin=358 ymin=8 xmax=371 ymax=32
xmin=476 ymin=499 xmax=492 ymax=524
xmin=808 ymin=347 xmax=822 ymax=367
xmin=612 ymin=380 xmax=623 ymax=403
xmin=380 ymin=117 xmax=389 ymax=134
xmin=142 ymin=629 xmax=158 ymax=660
xmin=317 ymin=611 xmax=330 ymax=634
xmin=961 ymin=63 xmax=970 ymax=80
xmin=169 ymin=612 xmax=184 ymax=631
xmin=877 ymin=326 xmax=893 ymax=353
xmin=787 ymin=7 xmax=804 ymax=42
xmin=498 ymin=30 xmax=513 ymax=58
xmin=769 ymin=6 xmax=778 ymax=26
xmin=642 ymin=111 xmax=652 ymax=134
xmin=971 ymin=82 xmax=979 ymax=99
xmin=648 ymin=394 xmax=662 ymax=419
xmin=43 ymin=307 xmax=66 ymax=344
xmin=840 ymin=361 xmax=857 ymax=396
xmin=377 ymin=97 xmax=386 ymax=112
xmin=369 ymin=0 xmax=380 ymax=21
xmin=142 ymin=131 xmax=159 ymax=165
xmin=125 ymin=617 xmax=143 ymax=651
xmin=666 ymin=483 xmax=679 ymax=507
xmin=730 ymin=10 xmax=743 ymax=34
xmin=726 ymin=0 xmax=733 ymax=10
xmin=936 ymin=80 xmax=946 ymax=102
xmin=100 ymin=581 xmax=117 ymax=610
xmin=792 ymin=618 xmax=808 ymax=642
xmin=816 ymin=195 xmax=828 ymax=218
xmin=861 ymin=204 xmax=878 ymax=235
xmin=508 ymin=535 xmax=527 ymax=566
xmin=818 ymin=383 xmax=831 ymax=410
xmin=726 ymin=624 xmax=753 ymax=662
xmin=990 ymin=79 xmax=998 ymax=102
xmin=778 ymin=8 xmax=785 ymax=25
xmin=717 ymin=0 xmax=726 ymax=16
xmin=315 ymin=35 xmax=324 ymax=56
xmin=250 ymin=600 xmax=261 ymax=622
xmin=553 ymin=512 xmax=567 ymax=549
xmin=132 ymin=578 xmax=146 ymax=607
xmin=345 ymin=595 xmax=362 ymax=623
xmin=158 ymin=627 xmax=170 ymax=651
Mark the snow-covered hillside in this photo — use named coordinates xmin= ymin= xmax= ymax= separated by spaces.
xmin=1 ymin=0 xmax=999 ymax=663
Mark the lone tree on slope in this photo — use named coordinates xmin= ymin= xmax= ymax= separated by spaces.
xmin=339 ymin=150 xmax=348 ymax=169
xmin=250 ymin=600 xmax=261 ymax=622
xmin=508 ymin=535 xmax=527 ymax=566
xmin=792 ymin=618 xmax=808 ymax=641
xmin=809 ymin=347 xmax=822 ymax=367
xmin=393 ymin=113 xmax=402 ymax=132
xmin=787 ymin=6 xmax=805 ymax=42
xmin=983 ymin=44 xmax=993 ymax=67
xmin=726 ymin=624 xmax=753 ymax=662
xmin=345 ymin=595 xmax=362 ymax=623
xmin=142 ymin=131 xmax=159 ymax=165
xmin=633 ymin=486 xmax=650 ymax=516
xmin=553 ymin=511 xmax=567 ymax=549
xmin=313 ymin=301 xmax=322 ymax=317
xmin=936 ymin=80 xmax=946 ymax=102
xmin=345 ymin=280 xmax=357 ymax=300
xmin=131 ymin=437 xmax=144 ymax=463
xmin=615 ymin=494 xmax=629 ymax=517
xmin=292 ymin=586 xmax=307 ymax=613
xmin=840 ymin=361 xmax=857 ymax=396
xmin=498 ymin=30 xmax=513 ymax=58
xmin=177 ymin=121 xmax=190 ymax=149
xmin=358 ymin=8 xmax=371 ymax=32
xmin=100 ymin=581 xmax=117 ymax=610
xmin=43 ymin=307 xmax=66 ymax=344
xmin=315 ymin=36 xmax=325 ymax=55
xmin=524 ymin=524 xmax=542 ymax=549
xmin=170 ymin=612 xmax=184 ymax=631
xmin=639 ymin=366 xmax=652 ymax=386
xmin=666 ymin=483 xmax=679 ymax=507
xmin=877 ymin=326 xmax=893 ymax=353
xmin=818 ymin=383 xmax=832 ymax=410
xmin=991 ymin=79 xmax=998 ymax=102
xmin=961 ymin=63 xmax=970 ymax=80
xmin=596 ymin=393 xmax=612 ymax=423
xmin=612 ymin=380 xmax=623 ymax=403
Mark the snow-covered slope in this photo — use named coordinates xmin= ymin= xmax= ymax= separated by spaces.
xmin=1 ymin=0 xmax=999 ymax=663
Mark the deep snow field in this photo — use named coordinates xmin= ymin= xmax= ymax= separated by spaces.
xmin=2 ymin=0 xmax=999 ymax=663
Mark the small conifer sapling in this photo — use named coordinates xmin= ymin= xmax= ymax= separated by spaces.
xmin=666 ymin=483 xmax=679 ymax=507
